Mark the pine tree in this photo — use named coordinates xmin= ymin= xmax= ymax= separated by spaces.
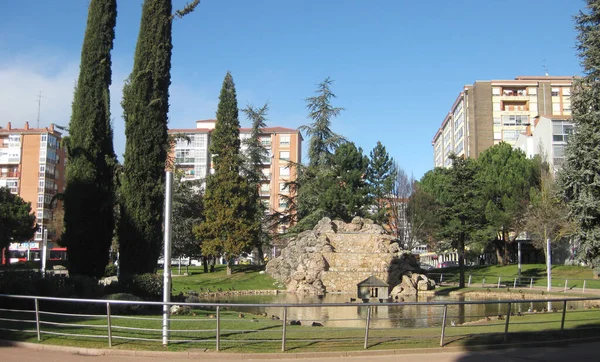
xmin=300 ymin=77 xmax=345 ymax=168
xmin=242 ymin=103 xmax=270 ymax=264
xmin=62 ymin=0 xmax=117 ymax=278
xmin=476 ymin=143 xmax=538 ymax=265
xmin=289 ymin=78 xmax=346 ymax=233
xmin=118 ymin=0 xmax=173 ymax=275
xmin=323 ymin=142 xmax=371 ymax=221
xmin=367 ymin=141 xmax=396 ymax=226
xmin=194 ymin=72 xmax=259 ymax=275
xmin=557 ymin=0 xmax=600 ymax=276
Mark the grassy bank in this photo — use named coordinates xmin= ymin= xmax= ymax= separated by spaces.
xmin=428 ymin=264 xmax=600 ymax=290
xmin=159 ymin=264 xmax=285 ymax=295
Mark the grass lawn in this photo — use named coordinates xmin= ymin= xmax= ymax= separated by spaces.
xmin=1 ymin=303 xmax=599 ymax=353
xmin=428 ymin=264 xmax=600 ymax=290
xmin=159 ymin=264 xmax=285 ymax=295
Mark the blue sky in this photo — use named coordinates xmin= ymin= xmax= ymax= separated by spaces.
xmin=0 ymin=0 xmax=584 ymax=179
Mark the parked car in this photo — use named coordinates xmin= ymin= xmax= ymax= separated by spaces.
xmin=418 ymin=263 xmax=436 ymax=271
xmin=438 ymin=261 xmax=459 ymax=268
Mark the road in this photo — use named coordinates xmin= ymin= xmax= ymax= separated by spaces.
xmin=2 ymin=340 xmax=600 ymax=362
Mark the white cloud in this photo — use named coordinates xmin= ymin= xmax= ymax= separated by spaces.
xmin=0 ymin=61 xmax=78 ymax=129
xmin=0 ymin=57 xmax=218 ymax=160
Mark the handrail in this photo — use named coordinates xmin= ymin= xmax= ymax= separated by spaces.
xmin=1 ymin=293 xmax=599 ymax=351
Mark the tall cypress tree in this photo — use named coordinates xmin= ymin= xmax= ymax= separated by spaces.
xmin=194 ymin=72 xmax=259 ymax=275
xmin=118 ymin=0 xmax=172 ymax=274
xmin=62 ymin=0 xmax=117 ymax=278
xmin=558 ymin=0 xmax=600 ymax=277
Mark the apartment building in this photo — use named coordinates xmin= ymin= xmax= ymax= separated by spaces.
xmin=432 ymin=75 xmax=574 ymax=168
xmin=0 ymin=122 xmax=65 ymax=248
xmin=169 ymin=119 xmax=302 ymax=233
xmin=514 ymin=115 xmax=574 ymax=174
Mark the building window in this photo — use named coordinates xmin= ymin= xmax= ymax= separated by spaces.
xmin=502 ymin=115 xmax=529 ymax=126
xmin=260 ymin=136 xmax=271 ymax=147
xmin=279 ymin=166 xmax=290 ymax=177
xmin=260 ymin=183 xmax=269 ymax=193
xmin=279 ymin=151 xmax=290 ymax=161
xmin=279 ymin=197 xmax=288 ymax=209
xmin=503 ymin=130 xmax=519 ymax=141
xmin=279 ymin=182 xmax=288 ymax=192
xmin=279 ymin=135 xmax=290 ymax=146
xmin=551 ymin=88 xmax=560 ymax=97
xmin=552 ymin=103 xmax=561 ymax=114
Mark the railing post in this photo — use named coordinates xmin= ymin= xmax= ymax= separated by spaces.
xmin=440 ymin=274 xmax=444 ymax=284
xmin=281 ymin=307 xmax=287 ymax=352
xmin=440 ymin=305 xmax=448 ymax=347
xmin=364 ymin=305 xmax=371 ymax=350
xmin=513 ymin=278 xmax=517 ymax=288
xmin=34 ymin=298 xmax=41 ymax=342
xmin=504 ymin=302 xmax=511 ymax=343
xmin=216 ymin=306 xmax=221 ymax=352
xmin=564 ymin=279 xmax=568 ymax=293
xmin=583 ymin=280 xmax=587 ymax=294
xmin=468 ymin=275 xmax=472 ymax=287
xmin=497 ymin=276 xmax=501 ymax=289
xmin=530 ymin=277 xmax=534 ymax=289
xmin=561 ymin=300 xmax=567 ymax=332
xmin=106 ymin=302 xmax=112 ymax=347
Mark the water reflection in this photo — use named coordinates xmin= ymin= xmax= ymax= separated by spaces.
xmin=199 ymin=293 xmax=582 ymax=329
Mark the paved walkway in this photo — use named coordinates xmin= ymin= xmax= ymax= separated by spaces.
xmin=2 ymin=340 xmax=600 ymax=362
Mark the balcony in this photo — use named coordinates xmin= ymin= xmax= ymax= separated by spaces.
xmin=0 ymin=171 xmax=19 ymax=178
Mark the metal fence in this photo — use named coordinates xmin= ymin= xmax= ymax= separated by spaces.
xmin=427 ymin=273 xmax=600 ymax=293
xmin=2 ymin=293 xmax=600 ymax=352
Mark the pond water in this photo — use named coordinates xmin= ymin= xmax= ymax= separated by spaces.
xmin=197 ymin=293 xmax=585 ymax=329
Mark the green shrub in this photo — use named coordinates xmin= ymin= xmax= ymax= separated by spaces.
xmin=108 ymin=273 xmax=163 ymax=300
xmin=104 ymin=293 xmax=148 ymax=315
xmin=104 ymin=263 xmax=117 ymax=277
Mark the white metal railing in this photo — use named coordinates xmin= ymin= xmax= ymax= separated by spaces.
xmin=1 ymin=293 xmax=600 ymax=351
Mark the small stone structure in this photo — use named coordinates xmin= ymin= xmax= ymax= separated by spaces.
xmin=357 ymin=275 xmax=388 ymax=300
xmin=266 ymin=217 xmax=435 ymax=295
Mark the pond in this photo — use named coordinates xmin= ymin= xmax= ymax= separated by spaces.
xmin=196 ymin=293 xmax=585 ymax=329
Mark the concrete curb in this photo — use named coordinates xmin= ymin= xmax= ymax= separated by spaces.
xmin=3 ymin=337 xmax=600 ymax=360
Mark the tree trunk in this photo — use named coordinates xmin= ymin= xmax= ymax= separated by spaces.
xmin=202 ymin=256 xmax=208 ymax=273
xmin=257 ymin=247 xmax=265 ymax=266
xmin=458 ymin=236 xmax=465 ymax=288
xmin=495 ymin=240 xmax=504 ymax=265
xmin=227 ymin=258 xmax=233 ymax=276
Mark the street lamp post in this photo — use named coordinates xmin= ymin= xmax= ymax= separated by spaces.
xmin=162 ymin=171 xmax=174 ymax=346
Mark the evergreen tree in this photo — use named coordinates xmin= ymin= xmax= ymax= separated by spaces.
xmin=323 ymin=142 xmax=371 ymax=222
xmin=118 ymin=0 xmax=173 ymax=274
xmin=476 ymin=143 xmax=538 ymax=265
xmin=289 ymin=78 xmax=346 ymax=233
xmin=557 ymin=0 xmax=600 ymax=276
xmin=300 ymin=77 xmax=346 ymax=168
xmin=194 ymin=72 xmax=259 ymax=275
xmin=62 ymin=0 xmax=117 ymax=278
xmin=367 ymin=141 xmax=396 ymax=226
xmin=0 ymin=187 xmax=36 ymax=253
xmin=420 ymin=156 xmax=486 ymax=287
xmin=242 ymin=103 xmax=270 ymax=264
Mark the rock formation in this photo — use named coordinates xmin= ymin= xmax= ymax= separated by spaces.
xmin=266 ymin=217 xmax=435 ymax=295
